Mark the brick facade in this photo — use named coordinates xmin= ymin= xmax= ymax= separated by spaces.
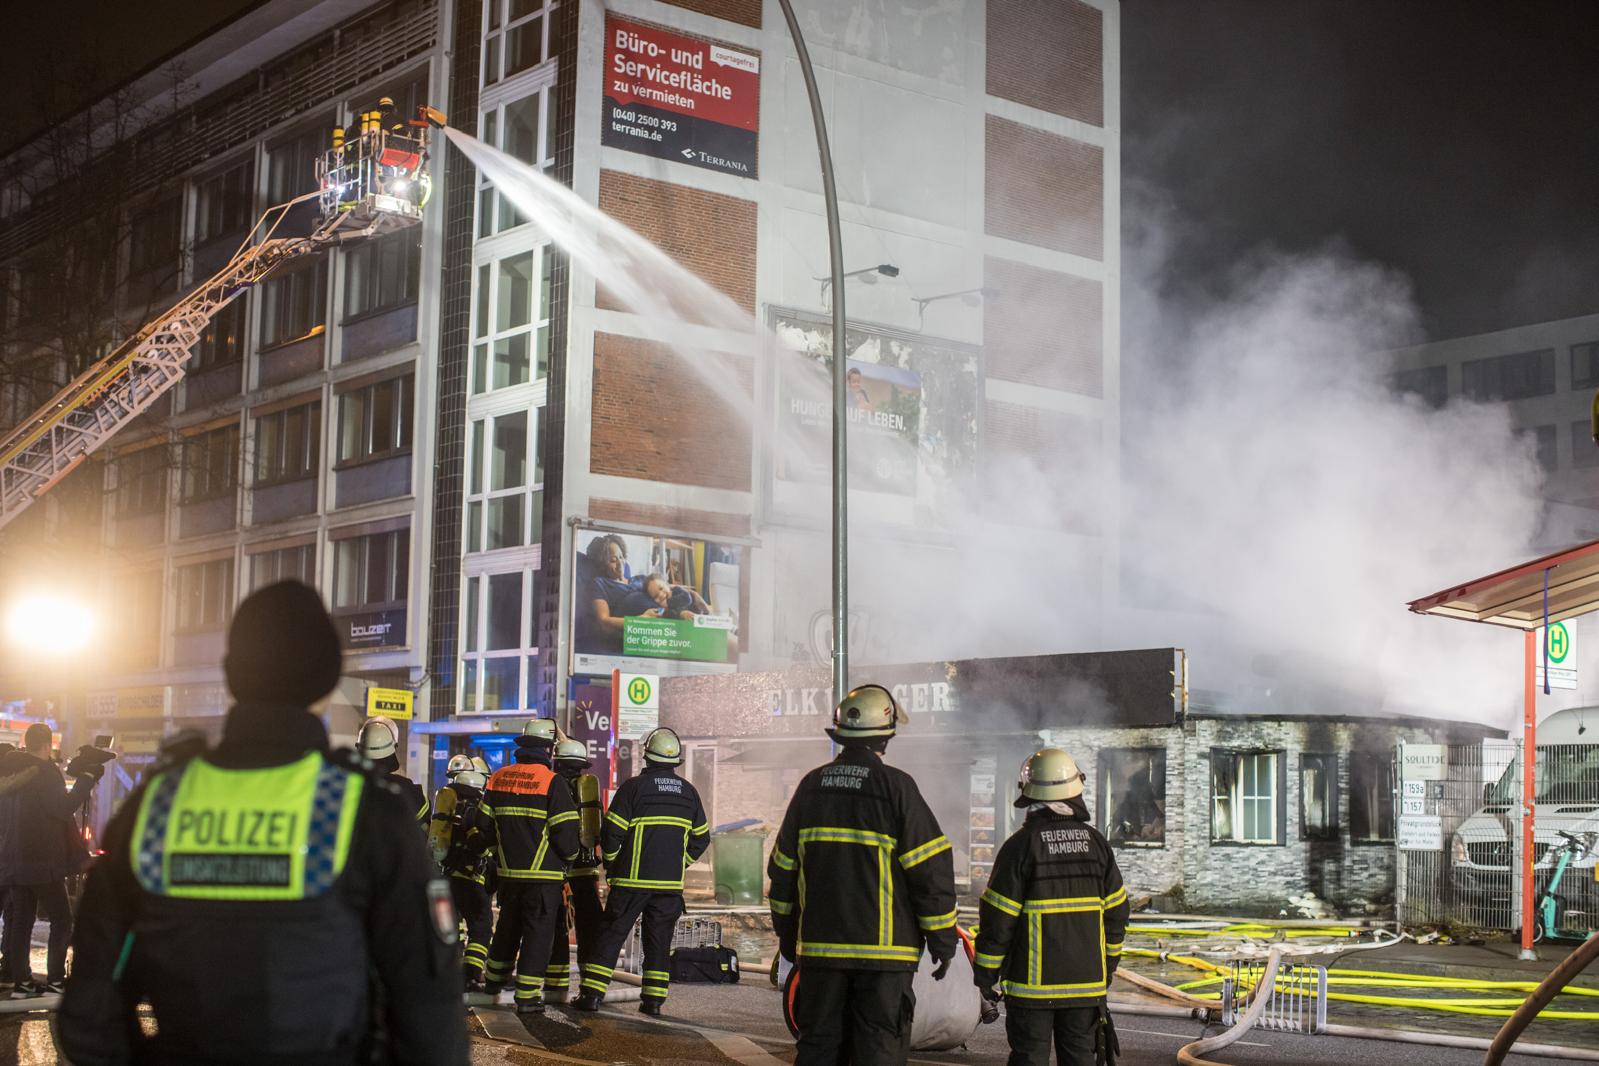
xmin=985 ymin=255 xmax=1103 ymax=396
xmin=597 ymin=170 xmax=758 ymax=317
xmin=985 ymin=116 xmax=1103 ymax=260
xmin=655 ymin=0 xmax=761 ymax=29
xmin=987 ymin=0 xmax=1103 ymax=125
xmin=589 ymin=332 xmax=753 ymax=491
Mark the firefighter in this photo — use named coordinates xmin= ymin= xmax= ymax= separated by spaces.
xmin=767 ymin=684 xmax=958 ymax=1066
xmin=57 ymin=580 xmax=468 ymax=1065
xmin=973 ymin=748 xmax=1129 ymax=1066
xmin=481 ymin=718 xmax=580 ymax=1013
xmin=573 ymin=727 xmax=709 ymax=1016
xmin=430 ymin=757 xmax=494 ymax=988
xmin=358 ymin=717 xmax=430 ymax=827
xmin=544 ymin=738 xmax=604 ymax=1002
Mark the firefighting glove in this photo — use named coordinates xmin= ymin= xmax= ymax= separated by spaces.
xmin=930 ymin=953 xmax=952 ymax=981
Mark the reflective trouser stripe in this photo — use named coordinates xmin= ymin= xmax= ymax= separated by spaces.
xmin=642 ymin=968 xmax=670 ymax=999
xmin=464 ymin=941 xmax=489 ymax=972
xmin=486 ymin=958 xmax=514 ymax=979
xmin=581 ymin=962 xmax=613 ymax=993
xmin=514 ymin=975 xmax=544 ymax=1000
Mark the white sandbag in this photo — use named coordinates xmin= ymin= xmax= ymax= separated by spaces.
xmin=908 ymin=947 xmax=981 ymax=1051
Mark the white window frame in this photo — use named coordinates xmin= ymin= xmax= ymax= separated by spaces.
xmin=464 ymin=406 xmax=544 ymax=554
xmin=481 ymin=0 xmax=558 ymax=90
xmin=475 ymin=66 xmax=557 ymax=238
xmin=459 ymin=560 xmax=540 ymax=714
xmin=1212 ymin=750 xmax=1280 ymax=846
xmin=469 ymin=244 xmax=552 ymax=394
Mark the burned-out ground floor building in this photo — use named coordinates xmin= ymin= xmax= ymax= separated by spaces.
xmin=654 ymin=649 xmax=1502 ymax=915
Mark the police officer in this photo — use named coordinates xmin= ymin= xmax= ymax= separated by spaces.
xmin=768 ymin=685 xmax=958 ymax=1065
xmin=58 ymin=580 xmax=468 ymax=1065
xmin=974 ymin=748 xmax=1129 ymax=1066
xmin=430 ymin=756 xmax=494 ymax=989
xmin=544 ymin=739 xmax=604 ymax=1003
xmin=573 ymin=727 xmax=709 ymax=1016
xmin=481 ymin=718 xmax=580 ymax=1013
xmin=358 ymin=717 xmax=430 ymax=827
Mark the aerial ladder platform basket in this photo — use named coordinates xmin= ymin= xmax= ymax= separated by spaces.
xmin=0 ymin=102 xmax=446 ymax=530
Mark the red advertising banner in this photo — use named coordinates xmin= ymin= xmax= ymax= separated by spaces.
xmin=602 ymin=15 xmax=760 ymax=178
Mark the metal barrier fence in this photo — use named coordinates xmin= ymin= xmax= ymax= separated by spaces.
xmin=1221 ymin=961 xmax=1327 ymax=1033
xmin=1396 ymin=740 xmax=1599 ymax=937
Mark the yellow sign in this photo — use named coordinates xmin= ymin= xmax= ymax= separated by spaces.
xmin=366 ymin=687 xmax=414 ymax=720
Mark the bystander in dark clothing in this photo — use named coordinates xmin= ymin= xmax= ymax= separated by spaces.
xmin=0 ymin=724 xmax=95 ymax=992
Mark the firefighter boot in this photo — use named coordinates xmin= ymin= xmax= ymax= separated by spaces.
xmin=639 ymin=998 xmax=663 ymax=1016
xmin=572 ymin=990 xmax=603 ymax=1012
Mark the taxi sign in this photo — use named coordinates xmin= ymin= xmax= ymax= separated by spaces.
xmin=366 ymin=686 xmax=414 ymax=720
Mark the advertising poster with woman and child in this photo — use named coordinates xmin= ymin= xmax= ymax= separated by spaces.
xmin=570 ymin=526 xmax=743 ymax=678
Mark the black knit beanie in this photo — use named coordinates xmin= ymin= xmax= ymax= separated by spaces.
xmin=223 ymin=581 xmax=343 ymax=706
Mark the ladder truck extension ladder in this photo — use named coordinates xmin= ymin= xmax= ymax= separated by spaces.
xmin=0 ymin=102 xmax=443 ymax=531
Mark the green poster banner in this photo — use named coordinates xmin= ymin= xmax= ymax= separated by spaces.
xmin=622 ymin=617 xmax=731 ymax=661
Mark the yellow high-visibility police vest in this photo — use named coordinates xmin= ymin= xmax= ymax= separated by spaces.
xmin=131 ymin=752 xmax=364 ymax=901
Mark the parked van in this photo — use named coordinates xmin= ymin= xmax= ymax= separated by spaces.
xmin=1450 ymin=707 xmax=1599 ymax=930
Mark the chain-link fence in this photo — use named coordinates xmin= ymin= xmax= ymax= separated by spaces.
xmin=1397 ymin=740 xmax=1599 ymax=937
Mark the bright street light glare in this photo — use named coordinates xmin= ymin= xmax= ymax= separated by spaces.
xmin=4 ymin=595 xmax=95 ymax=655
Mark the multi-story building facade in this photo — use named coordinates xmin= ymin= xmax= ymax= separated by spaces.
xmin=1386 ymin=312 xmax=1599 ymax=511
xmin=0 ymin=0 xmax=1120 ymax=821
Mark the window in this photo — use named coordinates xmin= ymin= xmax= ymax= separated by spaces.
xmin=338 ymin=374 xmax=414 ymax=463
xmin=195 ymin=161 xmax=253 ymax=246
xmin=344 ymin=232 xmax=420 ymax=319
xmin=128 ymin=198 xmax=182 ymax=281
xmin=253 ymin=401 xmax=321 ymax=484
xmin=333 ymin=529 xmax=409 ymax=611
xmin=476 ymin=90 xmax=551 ymax=235
xmin=251 ymin=543 xmax=317 ymax=590
xmin=191 ymin=299 xmax=246 ymax=372
xmin=1349 ymin=752 xmax=1395 ymax=844
xmin=1300 ymin=753 xmax=1337 ymax=840
xmin=1571 ymin=421 xmax=1599 ymax=469
xmin=1525 ymin=424 xmax=1558 ymax=472
xmin=110 ymin=568 xmax=163 ymax=667
xmin=1099 ymin=749 xmax=1166 ymax=846
xmin=464 ymin=410 xmax=544 ymax=552
xmin=1211 ymin=750 xmax=1281 ymax=845
xmin=481 ymin=0 xmax=554 ymax=87
xmin=175 ymin=557 xmax=235 ymax=631
xmin=266 ymin=127 xmax=324 ymax=203
xmin=471 ymin=248 xmax=551 ymax=392
xmin=1390 ymin=365 xmax=1447 ymax=409
xmin=1461 ymin=349 xmax=1556 ymax=402
xmin=1572 ymin=342 xmax=1599 ymax=390
xmin=179 ymin=425 xmax=240 ymax=504
xmin=259 ymin=260 xmax=327 ymax=349
xmin=114 ymin=444 xmax=168 ymax=517
xmin=459 ymin=567 xmax=537 ymax=712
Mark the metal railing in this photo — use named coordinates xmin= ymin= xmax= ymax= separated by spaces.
xmin=1220 ymin=960 xmax=1328 ymax=1034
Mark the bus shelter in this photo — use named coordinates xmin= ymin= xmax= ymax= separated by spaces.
xmin=1408 ymin=537 xmax=1599 ymax=957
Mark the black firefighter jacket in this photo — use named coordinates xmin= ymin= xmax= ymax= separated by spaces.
xmin=602 ymin=764 xmax=710 ymax=891
xmin=973 ymin=804 xmax=1130 ymax=1008
xmin=768 ymin=746 xmax=958 ymax=971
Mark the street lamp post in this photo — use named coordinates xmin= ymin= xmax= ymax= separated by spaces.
xmin=776 ymin=0 xmax=849 ymax=705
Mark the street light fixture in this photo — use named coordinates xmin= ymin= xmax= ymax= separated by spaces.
xmin=913 ymin=286 xmax=995 ymax=328
xmin=818 ymin=263 xmax=901 ymax=306
xmin=4 ymin=594 xmax=95 ymax=656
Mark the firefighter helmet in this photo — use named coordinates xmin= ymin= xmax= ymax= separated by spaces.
xmin=555 ymin=739 xmax=591 ymax=767
xmin=643 ymin=727 xmax=682 ymax=765
xmin=454 ymin=769 xmax=487 ymax=790
xmin=472 ymin=756 xmax=491 ymax=775
xmin=520 ymin=718 xmax=558 ymax=744
xmin=829 ymin=684 xmax=906 ymax=740
xmin=1018 ymin=748 xmax=1085 ymax=802
xmin=356 ymin=718 xmax=398 ymax=761
xmin=446 ymin=754 xmax=474 ymax=777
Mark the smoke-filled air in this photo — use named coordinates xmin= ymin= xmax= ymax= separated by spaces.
xmin=452 ymin=128 xmax=1547 ymax=730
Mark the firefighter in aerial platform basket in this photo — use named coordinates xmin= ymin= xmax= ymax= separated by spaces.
xmin=574 ymin=727 xmax=710 ymax=1016
xmin=57 ymin=581 xmax=468 ymax=1065
xmin=480 ymin=718 xmax=580 ymax=1013
xmin=974 ymin=748 xmax=1129 ymax=1066
xmin=430 ymin=754 xmax=495 ymax=989
xmin=767 ymin=685 xmax=958 ymax=1066
xmin=543 ymin=738 xmax=605 ymax=1002
xmin=358 ymin=716 xmax=430 ymax=828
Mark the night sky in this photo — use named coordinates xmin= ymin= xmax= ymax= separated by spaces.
xmin=7 ymin=1 xmax=1599 ymax=340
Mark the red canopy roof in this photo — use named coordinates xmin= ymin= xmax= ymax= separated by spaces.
xmin=1409 ymin=538 xmax=1599 ymax=630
